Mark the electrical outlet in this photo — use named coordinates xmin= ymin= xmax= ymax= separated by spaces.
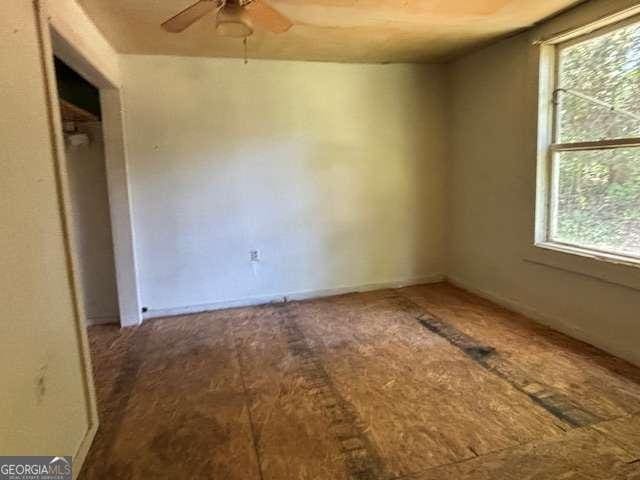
xmin=250 ymin=250 xmax=260 ymax=262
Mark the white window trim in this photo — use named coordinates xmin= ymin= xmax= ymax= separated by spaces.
xmin=534 ymin=10 xmax=640 ymax=281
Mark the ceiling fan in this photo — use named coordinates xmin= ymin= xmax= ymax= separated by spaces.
xmin=162 ymin=0 xmax=293 ymax=37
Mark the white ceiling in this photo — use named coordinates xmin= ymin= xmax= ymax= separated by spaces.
xmin=78 ymin=0 xmax=586 ymax=63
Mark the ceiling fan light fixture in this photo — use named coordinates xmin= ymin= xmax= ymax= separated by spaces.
xmin=216 ymin=20 xmax=253 ymax=38
xmin=216 ymin=5 xmax=253 ymax=38
xmin=162 ymin=0 xmax=292 ymax=35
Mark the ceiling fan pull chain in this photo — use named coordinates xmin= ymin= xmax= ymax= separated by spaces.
xmin=244 ymin=37 xmax=248 ymax=65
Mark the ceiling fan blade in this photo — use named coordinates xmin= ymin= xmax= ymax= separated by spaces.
xmin=162 ymin=0 xmax=223 ymax=33
xmin=245 ymin=0 xmax=293 ymax=34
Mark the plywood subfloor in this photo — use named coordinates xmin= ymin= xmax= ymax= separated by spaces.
xmin=79 ymin=283 xmax=640 ymax=479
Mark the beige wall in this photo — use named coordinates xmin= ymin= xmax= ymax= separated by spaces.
xmin=0 ymin=0 xmax=119 ymax=470
xmin=66 ymin=122 xmax=119 ymax=325
xmin=121 ymin=56 xmax=448 ymax=316
xmin=447 ymin=0 xmax=640 ymax=366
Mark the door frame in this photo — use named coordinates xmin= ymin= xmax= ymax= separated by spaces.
xmin=34 ymin=0 xmax=142 ymax=471
xmin=34 ymin=0 xmax=142 ymax=329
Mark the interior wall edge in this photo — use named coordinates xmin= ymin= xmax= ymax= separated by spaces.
xmin=100 ymin=89 xmax=143 ymax=327
xmin=143 ymin=274 xmax=445 ymax=321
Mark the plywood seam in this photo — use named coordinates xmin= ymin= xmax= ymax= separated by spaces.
xmin=397 ymin=290 xmax=600 ymax=429
xmin=231 ymin=311 xmax=266 ymax=480
xmin=279 ymin=304 xmax=388 ymax=480
xmin=589 ymin=420 xmax=640 ymax=463
xmin=387 ymin=413 xmax=640 ymax=480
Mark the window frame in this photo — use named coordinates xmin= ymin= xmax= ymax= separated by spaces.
xmin=536 ymin=13 xmax=640 ymax=267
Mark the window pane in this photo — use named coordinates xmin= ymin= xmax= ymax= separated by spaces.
xmin=551 ymin=147 xmax=640 ymax=258
xmin=558 ymin=21 xmax=640 ymax=143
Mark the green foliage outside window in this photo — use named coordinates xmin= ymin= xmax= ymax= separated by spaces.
xmin=553 ymin=21 xmax=640 ymax=256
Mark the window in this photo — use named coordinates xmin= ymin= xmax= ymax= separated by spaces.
xmin=539 ymin=16 xmax=640 ymax=263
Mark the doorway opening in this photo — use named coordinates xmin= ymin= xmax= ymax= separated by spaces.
xmin=54 ymin=57 xmax=119 ymax=326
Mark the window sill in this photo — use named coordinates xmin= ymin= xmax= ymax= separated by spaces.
xmin=524 ymin=242 xmax=640 ymax=291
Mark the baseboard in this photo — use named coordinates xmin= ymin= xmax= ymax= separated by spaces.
xmin=144 ymin=274 xmax=445 ymax=320
xmin=446 ymin=275 xmax=640 ymax=367
xmin=72 ymin=421 xmax=98 ymax=480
